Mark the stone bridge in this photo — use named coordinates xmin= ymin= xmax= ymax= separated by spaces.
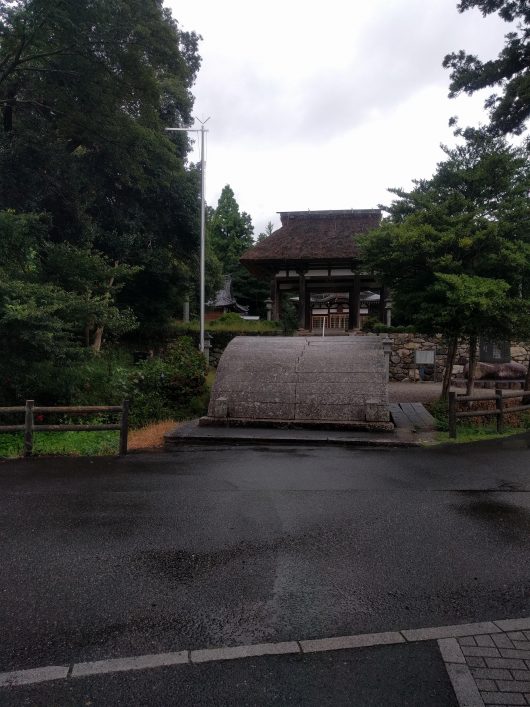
xmin=203 ymin=336 xmax=392 ymax=430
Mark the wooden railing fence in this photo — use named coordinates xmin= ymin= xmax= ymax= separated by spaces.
xmin=0 ymin=400 xmax=129 ymax=456
xmin=448 ymin=389 xmax=530 ymax=439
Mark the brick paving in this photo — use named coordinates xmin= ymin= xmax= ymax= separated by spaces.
xmin=439 ymin=622 xmax=530 ymax=706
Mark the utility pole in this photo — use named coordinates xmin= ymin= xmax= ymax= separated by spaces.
xmin=166 ymin=117 xmax=210 ymax=353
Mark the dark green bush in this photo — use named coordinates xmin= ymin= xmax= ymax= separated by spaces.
xmin=426 ymin=398 xmax=449 ymax=431
xmin=127 ymin=336 xmax=207 ymax=427
xmin=372 ymin=323 xmax=416 ymax=334
xmin=361 ymin=316 xmax=380 ymax=332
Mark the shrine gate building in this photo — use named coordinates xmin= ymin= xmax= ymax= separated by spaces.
xmin=240 ymin=209 xmax=391 ymax=331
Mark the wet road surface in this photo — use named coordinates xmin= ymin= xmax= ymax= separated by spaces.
xmin=0 ymin=436 xmax=529 ymax=702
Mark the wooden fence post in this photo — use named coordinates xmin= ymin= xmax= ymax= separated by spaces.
xmin=448 ymin=392 xmax=457 ymax=439
xmin=119 ymin=399 xmax=129 ymax=455
xmin=495 ymin=387 xmax=504 ymax=434
xmin=24 ymin=400 xmax=34 ymax=457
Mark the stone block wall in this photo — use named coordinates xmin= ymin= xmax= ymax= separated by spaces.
xmin=384 ymin=334 xmax=530 ymax=382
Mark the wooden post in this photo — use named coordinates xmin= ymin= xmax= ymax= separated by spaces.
xmin=352 ymin=274 xmax=361 ymax=329
xmin=24 ymin=400 xmax=34 ymax=457
xmin=448 ymin=392 xmax=457 ymax=439
xmin=119 ymin=399 xmax=129 ymax=455
xmin=495 ymin=387 xmax=504 ymax=434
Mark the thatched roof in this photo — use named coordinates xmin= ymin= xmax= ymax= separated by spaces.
xmin=240 ymin=209 xmax=381 ymax=277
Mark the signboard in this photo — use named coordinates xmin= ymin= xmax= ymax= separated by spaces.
xmin=479 ymin=339 xmax=511 ymax=364
xmin=415 ymin=350 xmax=436 ymax=365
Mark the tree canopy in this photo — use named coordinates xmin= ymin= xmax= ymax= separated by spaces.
xmin=443 ymin=0 xmax=530 ymax=135
xmin=0 ymin=0 xmax=205 ymax=402
xmin=208 ymin=185 xmax=269 ymax=316
xmin=0 ymin=0 xmax=203 ymax=341
xmin=360 ymin=128 xmax=530 ymax=394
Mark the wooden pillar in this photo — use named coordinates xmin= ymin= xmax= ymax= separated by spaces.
xmin=351 ymin=275 xmax=360 ymax=329
xmin=271 ymin=277 xmax=280 ymax=321
xmin=348 ymin=290 xmax=355 ymax=330
xmin=297 ymin=271 xmax=306 ymax=329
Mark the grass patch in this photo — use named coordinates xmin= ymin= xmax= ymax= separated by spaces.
xmin=426 ymin=397 xmax=530 ymax=443
xmin=437 ymin=425 xmax=526 ymax=444
xmin=0 ymin=431 xmax=119 ymax=458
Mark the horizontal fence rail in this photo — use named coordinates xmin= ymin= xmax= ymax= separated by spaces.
xmin=448 ymin=388 xmax=530 ymax=439
xmin=0 ymin=400 xmax=129 ymax=456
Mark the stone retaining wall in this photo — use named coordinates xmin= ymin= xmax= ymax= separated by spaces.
xmin=384 ymin=334 xmax=530 ymax=382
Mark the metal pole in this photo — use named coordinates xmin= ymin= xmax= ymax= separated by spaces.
xmin=165 ymin=119 xmax=210 ymax=354
xmin=199 ymin=123 xmax=205 ymax=353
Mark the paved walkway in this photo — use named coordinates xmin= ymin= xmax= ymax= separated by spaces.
xmin=2 ymin=615 xmax=530 ymax=705
xmin=442 ymin=620 xmax=530 ymax=706
xmin=388 ymin=381 xmax=443 ymax=404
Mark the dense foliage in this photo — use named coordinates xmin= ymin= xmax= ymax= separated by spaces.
xmin=208 ymin=185 xmax=270 ymax=317
xmin=0 ymin=0 xmax=206 ymax=405
xmin=444 ymin=0 xmax=530 ymax=135
xmin=360 ymin=128 xmax=530 ymax=395
xmin=127 ymin=337 xmax=207 ymax=427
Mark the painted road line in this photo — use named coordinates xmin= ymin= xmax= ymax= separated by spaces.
xmin=0 ymin=665 xmax=69 ymax=687
xmin=300 ymin=631 xmax=404 ymax=653
xmin=402 ymin=621 xmax=500 ymax=642
xmin=72 ymin=651 xmax=189 ymax=678
xmin=191 ymin=641 xmax=300 ymax=663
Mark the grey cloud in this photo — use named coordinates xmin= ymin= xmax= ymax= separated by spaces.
xmin=192 ymin=0 xmax=508 ymax=146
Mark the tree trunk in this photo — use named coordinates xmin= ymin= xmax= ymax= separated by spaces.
xmin=442 ymin=335 xmax=458 ymax=400
xmin=90 ymin=267 xmax=116 ymax=352
xmin=92 ymin=326 xmax=104 ymax=352
xmin=466 ymin=335 xmax=478 ymax=397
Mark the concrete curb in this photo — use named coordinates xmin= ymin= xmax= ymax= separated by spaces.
xmin=2 ymin=615 xmax=529 ymax=689
xmin=164 ymin=419 xmax=422 ymax=449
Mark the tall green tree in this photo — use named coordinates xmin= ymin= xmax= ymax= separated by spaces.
xmin=443 ymin=1 xmax=530 ymax=135
xmin=360 ymin=128 xmax=530 ymax=397
xmin=209 ymin=185 xmax=254 ymax=273
xmin=208 ymin=185 xmax=269 ymax=316
xmin=0 ymin=0 xmax=202 ymax=338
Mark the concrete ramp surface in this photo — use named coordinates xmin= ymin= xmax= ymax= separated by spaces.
xmin=205 ymin=336 xmax=391 ymax=430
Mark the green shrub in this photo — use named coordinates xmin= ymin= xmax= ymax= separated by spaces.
xmin=372 ymin=323 xmax=416 ymax=334
xmin=361 ymin=316 xmax=380 ymax=332
xmin=127 ymin=336 xmax=207 ymax=427
xmin=426 ymin=398 xmax=449 ymax=431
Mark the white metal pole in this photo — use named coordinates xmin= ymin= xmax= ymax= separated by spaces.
xmin=199 ymin=123 xmax=206 ymax=353
xmin=165 ymin=119 xmax=209 ymax=354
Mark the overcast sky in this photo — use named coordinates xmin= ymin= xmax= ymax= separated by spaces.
xmin=166 ymin=0 xmax=510 ymax=235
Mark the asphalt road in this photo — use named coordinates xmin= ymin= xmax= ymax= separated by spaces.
xmin=2 ymin=643 xmax=457 ymax=707
xmin=1 ymin=436 xmax=529 ymax=703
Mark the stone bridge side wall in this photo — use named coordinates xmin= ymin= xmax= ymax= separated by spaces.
xmin=207 ymin=331 xmax=530 ymax=381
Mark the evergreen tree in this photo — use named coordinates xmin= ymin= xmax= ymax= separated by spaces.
xmin=0 ymin=0 xmax=202 ymax=340
xmin=208 ymin=185 xmax=269 ymax=316
xmin=360 ymin=128 xmax=530 ymax=397
xmin=444 ymin=1 xmax=530 ymax=135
